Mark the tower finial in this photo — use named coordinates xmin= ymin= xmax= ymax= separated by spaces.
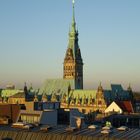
xmin=98 ymin=82 xmax=103 ymax=91
xmin=72 ymin=0 xmax=75 ymax=6
xmin=72 ymin=0 xmax=75 ymax=19
xmin=100 ymin=81 xmax=102 ymax=86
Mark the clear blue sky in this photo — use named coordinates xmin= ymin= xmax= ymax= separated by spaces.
xmin=0 ymin=0 xmax=140 ymax=91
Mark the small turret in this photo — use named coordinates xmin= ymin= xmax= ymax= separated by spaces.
xmin=127 ymin=83 xmax=134 ymax=101
xmin=98 ymin=82 xmax=103 ymax=92
xmin=29 ymin=83 xmax=33 ymax=92
xmin=24 ymin=82 xmax=28 ymax=101
xmin=127 ymin=83 xmax=132 ymax=92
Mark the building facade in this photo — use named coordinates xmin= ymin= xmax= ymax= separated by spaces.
xmin=61 ymin=84 xmax=133 ymax=114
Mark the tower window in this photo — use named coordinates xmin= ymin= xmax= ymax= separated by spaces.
xmin=98 ymin=101 xmax=102 ymax=105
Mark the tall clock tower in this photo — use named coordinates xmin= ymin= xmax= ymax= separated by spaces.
xmin=63 ymin=1 xmax=83 ymax=89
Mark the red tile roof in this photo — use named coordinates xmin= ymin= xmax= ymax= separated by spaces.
xmin=116 ymin=101 xmax=134 ymax=113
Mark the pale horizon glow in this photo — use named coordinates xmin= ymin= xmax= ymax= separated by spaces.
xmin=0 ymin=0 xmax=140 ymax=91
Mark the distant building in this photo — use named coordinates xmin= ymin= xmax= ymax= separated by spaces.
xmin=6 ymin=83 xmax=35 ymax=104
xmin=38 ymin=83 xmax=134 ymax=114
xmin=135 ymin=100 xmax=140 ymax=113
xmin=1 ymin=89 xmax=23 ymax=98
xmin=18 ymin=109 xmax=57 ymax=126
xmin=37 ymin=1 xmax=135 ymax=115
xmin=17 ymin=107 xmax=84 ymax=127
xmin=6 ymin=84 xmax=15 ymax=90
xmin=133 ymin=92 xmax=140 ymax=112
xmin=61 ymin=84 xmax=133 ymax=114
xmin=8 ymin=92 xmax=25 ymax=104
xmin=104 ymin=114 xmax=140 ymax=128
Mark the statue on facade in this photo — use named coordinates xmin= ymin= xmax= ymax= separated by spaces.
xmin=82 ymin=94 xmax=87 ymax=106
xmin=34 ymin=93 xmax=38 ymax=102
xmin=88 ymin=94 xmax=93 ymax=106
xmin=76 ymin=94 xmax=81 ymax=105
xmin=61 ymin=93 xmax=67 ymax=103
xmin=51 ymin=93 xmax=57 ymax=102
xmin=41 ymin=93 xmax=48 ymax=102
xmin=70 ymin=94 xmax=75 ymax=105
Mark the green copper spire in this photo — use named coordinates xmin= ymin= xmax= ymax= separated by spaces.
xmin=65 ymin=0 xmax=83 ymax=61
xmin=71 ymin=0 xmax=76 ymax=32
xmin=67 ymin=0 xmax=78 ymax=57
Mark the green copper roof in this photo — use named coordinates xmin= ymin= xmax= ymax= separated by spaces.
xmin=1 ymin=89 xmax=23 ymax=97
xmin=39 ymin=79 xmax=75 ymax=95
xmin=70 ymin=90 xmax=97 ymax=99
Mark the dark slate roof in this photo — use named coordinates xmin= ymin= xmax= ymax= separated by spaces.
xmin=104 ymin=90 xmax=112 ymax=101
xmin=111 ymin=84 xmax=123 ymax=92
xmin=104 ymin=87 xmax=130 ymax=104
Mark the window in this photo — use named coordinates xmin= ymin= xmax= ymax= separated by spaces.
xmin=20 ymin=114 xmax=40 ymax=123
xmin=34 ymin=116 xmax=39 ymax=123
xmin=98 ymin=100 xmax=102 ymax=105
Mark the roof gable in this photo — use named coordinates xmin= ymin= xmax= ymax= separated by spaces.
xmin=105 ymin=101 xmax=122 ymax=113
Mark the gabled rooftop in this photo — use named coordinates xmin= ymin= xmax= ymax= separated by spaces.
xmin=116 ymin=101 xmax=134 ymax=113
